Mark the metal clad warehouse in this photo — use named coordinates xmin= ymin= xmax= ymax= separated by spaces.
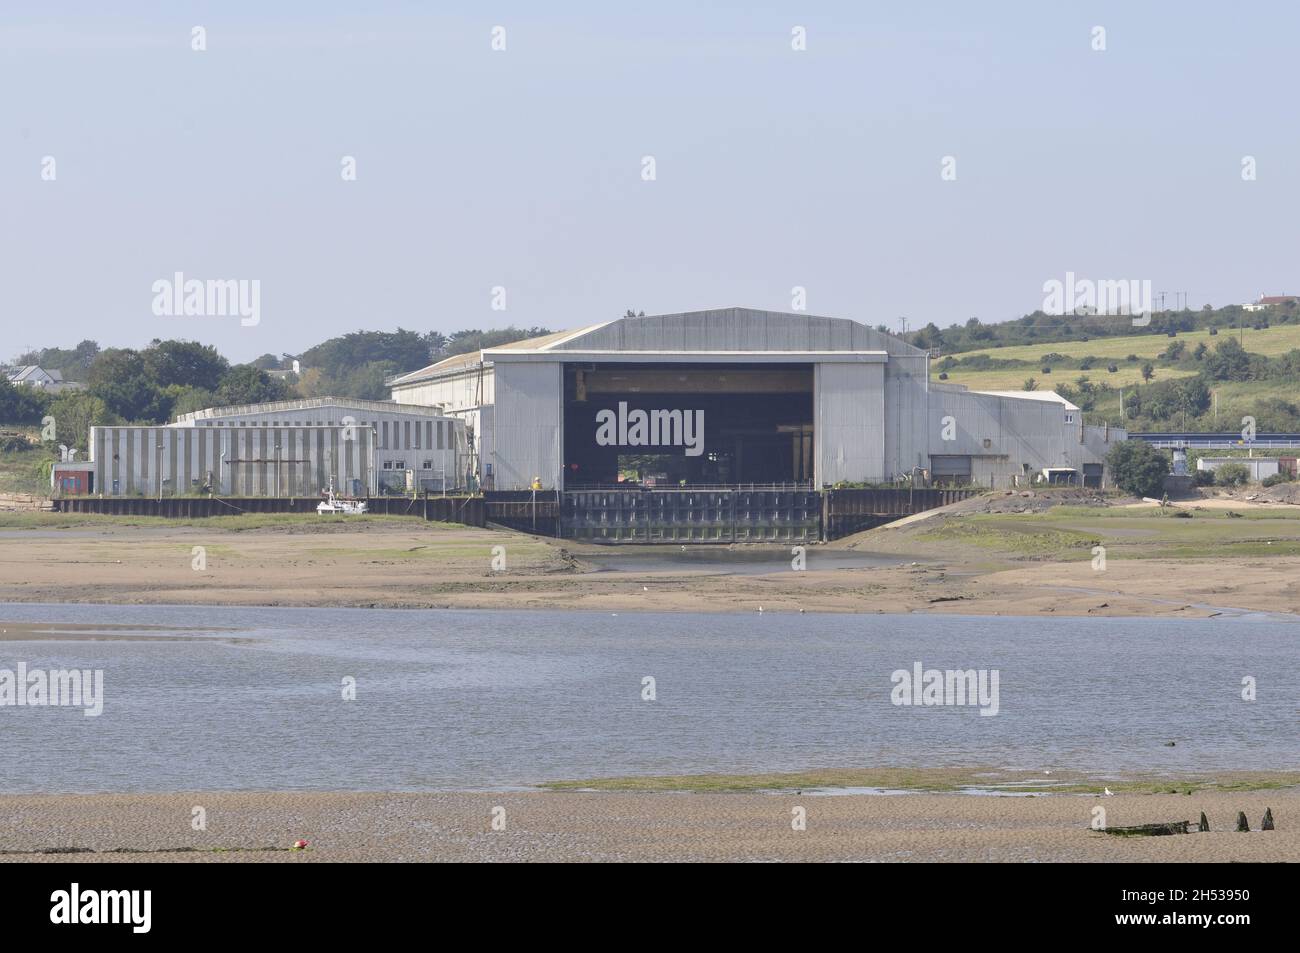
xmin=389 ymin=307 xmax=1124 ymax=490
xmin=91 ymin=424 xmax=374 ymax=497
xmin=88 ymin=397 xmax=466 ymax=497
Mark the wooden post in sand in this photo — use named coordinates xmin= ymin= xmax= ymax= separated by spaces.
xmin=1236 ymin=811 xmax=1250 ymax=832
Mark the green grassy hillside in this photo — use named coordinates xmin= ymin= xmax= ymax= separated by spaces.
xmin=940 ymin=365 xmax=1195 ymax=393
xmin=953 ymin=323 xmax=1300 ymax=364
xmin=934 ymin=320 xmax=1300 ymax=431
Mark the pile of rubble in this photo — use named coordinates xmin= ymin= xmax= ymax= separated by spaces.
xmin=1253 ymin=482 xmax=1300 ymax=505
xmin=944 ymin=487 xmax=1123 ymax=516
xmin=1202 ymin=484 xmax=1300 ymax=505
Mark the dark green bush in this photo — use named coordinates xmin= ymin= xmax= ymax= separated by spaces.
xmin=1107 ymin=441 xmax=1171 ymax=497
xmin=1215 ymin=462 xmax=1250 ymax=486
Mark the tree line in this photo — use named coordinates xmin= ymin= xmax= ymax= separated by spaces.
xmin=902 ymin=301 xmax=1297 ymax=354
xmin=3 ymin=326 xmax=553 ymax=448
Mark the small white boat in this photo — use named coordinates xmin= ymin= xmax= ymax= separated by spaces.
xmin=317 ymin=481 xmax=368 ymax=515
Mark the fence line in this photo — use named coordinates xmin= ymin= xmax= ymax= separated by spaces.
xmin=51 ymin=486 xmax=978 ymax=541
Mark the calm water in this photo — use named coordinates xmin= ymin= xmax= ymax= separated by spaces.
xmin=1 ymin=603 xmax=1296 ymax=792
xmin=578 ymin=546 xmax=917 ymax=574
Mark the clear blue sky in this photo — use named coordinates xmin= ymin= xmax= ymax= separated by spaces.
xmin=4 ymin=1 xmax=1297 ymax=362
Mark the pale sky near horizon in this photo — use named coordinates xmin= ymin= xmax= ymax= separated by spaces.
xmin=4 ymin=1 xmax=1298 ymax=363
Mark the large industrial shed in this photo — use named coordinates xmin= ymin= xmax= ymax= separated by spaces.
xmin=390 ymin=308 xmax=1123 ymax=491
xmin=88 ymin=397 xmax=466 ymax=497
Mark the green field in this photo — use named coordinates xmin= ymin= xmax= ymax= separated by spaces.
xmin=917 ymin=507 xmax=1300 ymax=561
xmin=1202 ymin=380 xmax=1300 ymax=417
xmin=940 ymin=364 xmax=1194 ymax=392
xmin=952 ymin=323 xmax=1300 ymax=364
xmin=936 ymin=323 xmax=1299 ymax=417
xmin=1039 ymin=376 xmax=1300 ymax=425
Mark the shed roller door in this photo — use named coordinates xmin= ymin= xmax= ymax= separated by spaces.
xmin=930 ymin=455 xmax=971 ymax=478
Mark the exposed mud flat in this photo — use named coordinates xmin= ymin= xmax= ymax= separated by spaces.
xmin=1 ymin=507 xmax=1298 ymax=618
xmin=2 ymin=789 xmax=1295 ymax=863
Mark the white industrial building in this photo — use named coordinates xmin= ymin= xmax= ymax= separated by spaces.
xmin=390 ymin=308 xmax=1123 ymax=490
xmin=89 ymin=397 xmax=466 ymax=497
xmin=1195 ymin=456 xmax=1284 ymax=482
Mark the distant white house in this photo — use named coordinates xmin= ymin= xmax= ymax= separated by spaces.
xmin=4 ymin=365 xmax=83 ymax=393
xmin=1243 ymin=294 xmax=1299 ymax=313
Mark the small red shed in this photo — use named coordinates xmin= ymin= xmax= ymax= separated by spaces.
xmin=51 ymin=461 xmax=94 ymax=496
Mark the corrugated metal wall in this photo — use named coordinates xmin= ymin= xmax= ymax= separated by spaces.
xmin=1080 ymin=423 xmax=1122 ymax=478
xmin=815 ymin=362 xmax=886 ymax=485
xmin=490 ymin=362 xmax=563 ymax=490
xmin=391 ymin=366 xmax=491 ymax=485
xmin=885 ymin=354 xmax=930 ymax=477
xmin=90 ymin=426 xmax=375 ymax=497
xmin=391 ymin=365 xmax=493 ymax=412
xmin=184 ymin=409 xmax=452 ymax=452
xmin=927 ymin=389 xmax=1124 ymax=487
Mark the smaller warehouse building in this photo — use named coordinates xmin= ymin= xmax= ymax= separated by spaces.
xmin=928 ymin=386 xmax=1116 ymax=487
xmin=87 ymin=397 xmax=466 ymax=497
xmin=1196 ymin=456 xmax=1294 ymax=482
xmin=51 ymin=460 xmax=95 ymax=495
xmin=91 ymin=423 xmax=377 ymax=498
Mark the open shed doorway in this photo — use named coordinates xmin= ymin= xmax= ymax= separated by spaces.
xmin=563 ymin=363 xmax=814 ymax=486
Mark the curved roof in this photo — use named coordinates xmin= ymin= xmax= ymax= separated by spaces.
xmin=389 ymin=324 xmax=607 ymax=386
xmin=391 ymin=308 xmax=921 ymax=387
xmin=174 ymin=395 xmax=448 ymax=424
xmin=548 ymin=308 xmax=922 ymax=356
